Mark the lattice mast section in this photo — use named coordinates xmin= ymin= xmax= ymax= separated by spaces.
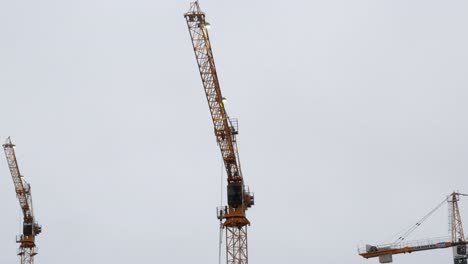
xmin=226 ymin=227 xmax=248 ymax=264
xmin=184 ymin=2 xmax=254 ymax=264
xmin=449 ymin=192 xmax=467 ymax=264
xmin=3 ymin=137 xmax=42 ymax=264
xmin=450 ymin=192 xmax=465 ymax=243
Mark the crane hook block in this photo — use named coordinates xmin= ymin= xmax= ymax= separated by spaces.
xmin=227 ymin=184 xmax=243 ymax=207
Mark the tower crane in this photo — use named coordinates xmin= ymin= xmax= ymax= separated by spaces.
xmin=184 ymin=2 xmax=255 ymax=263
xmin=359 ymin=192 xmax=467 ymax=264
xmin=3 ymin=137 xmax=42 ymax=264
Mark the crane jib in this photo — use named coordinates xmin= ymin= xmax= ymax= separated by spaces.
xmin=184 ymin=4 xmax=243 ymax=183
xmin=3 ymin=144 xmax=32 ymax=217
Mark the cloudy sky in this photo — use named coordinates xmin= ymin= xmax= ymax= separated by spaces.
xmin=0 ymin=0 xmax=467 ymax=263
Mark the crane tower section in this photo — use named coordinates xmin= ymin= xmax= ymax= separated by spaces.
xmin=3 ymin=137 xmax=42 ymax=264
xmin=184 ymin=2 xmax=254 ymax=264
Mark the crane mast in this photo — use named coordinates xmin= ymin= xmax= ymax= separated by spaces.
xmin=450 ymin=192 xmax=467 ymax=264
xmin=184 ymin=2 xmax=254 ymax=263
xmin=3 ymin=137 xmax=42 ymax=264
xmin=450 ymin=192 xmax=465 ymax=243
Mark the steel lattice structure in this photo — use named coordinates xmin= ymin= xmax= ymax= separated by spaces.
xmin=19 ymin=248 xmax=37 ymax=264
xmin=449 ymin=192 xmax=467 ymax=264
xmin=184 ymin=2 xmax=254 ymax=263
xmin=3 ymin=137 xmax=41 ymax=264
xmin=226 ymin=227 xmax=248 ymax=264
xmin=450 ymin=192 xmax=465 ymax=242
xmin=184 ymin=1 xmax=241 ymax=185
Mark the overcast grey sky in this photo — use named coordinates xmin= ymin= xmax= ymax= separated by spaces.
xmin=0 ymin=0 xmax=467 ymax=263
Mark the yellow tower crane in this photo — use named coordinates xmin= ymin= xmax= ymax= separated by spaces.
xmin=184 ymin=2 xmax=255 ymax=263
xmin=3 ymin=137 xmax=42 ymax=264
xmin=359 ymin=192 xmax=467 ymax=263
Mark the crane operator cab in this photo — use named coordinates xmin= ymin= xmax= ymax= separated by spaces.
xmin=20 ymin=221 xmax=41 ymax=242
xmin=23 ymin=222 xmax=33 ymax=236
xmin=227 ymin=183 xmax=255 ymax=209
xmin=227 ymin=183 xmax=243 ymax=207
xmin=457 ymin=244 xmax=467 ymax=255
xmin=454 ymin=244 xmax=467 ymax=264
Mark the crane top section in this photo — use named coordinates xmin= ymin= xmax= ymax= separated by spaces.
xmin=184 ymin=1 xmax=244 ymax=185
xmin=450 ymin=192 xmax=467 ymax=243
xmin=185 ymin=1 xmax=204 ymax=19
xmin=3 ymin=137 xmax=34 ymax=220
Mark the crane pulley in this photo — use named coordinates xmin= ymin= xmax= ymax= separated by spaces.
xmin=184 ymin=2 xmax=254 ymax=263
xmin=3 ymin=137 xmax=42 ymax=264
